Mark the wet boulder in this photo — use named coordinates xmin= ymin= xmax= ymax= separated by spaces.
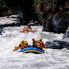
xmin=53 ymin=40 xmax=69 ymax=49
xmin=45 ymin=41 xmax=64 ymax=49
xmin=52 ymin=13 xmax=68 ymax=33
xmin=63 ymin=26 xmax=69 ymax=38
xmin=28 ymin=21 xmax=40 ymax=26
xmin=0 ymin=27 xmax=4 ymax=35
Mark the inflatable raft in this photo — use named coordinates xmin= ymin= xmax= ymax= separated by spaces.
xmin=19 ymin=46 xmax=45 ymax=54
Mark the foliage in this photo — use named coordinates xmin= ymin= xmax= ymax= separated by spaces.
xmin=0 ymin=0 xmax=6 ymax=8
xmin=33 ymin=0 xmax=48 ymax=6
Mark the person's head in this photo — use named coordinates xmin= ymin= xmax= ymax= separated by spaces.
xmin=21 ymin=40 xmax=28 ymax=46
xmin=32 ymin=39 xmax=44 ymax=48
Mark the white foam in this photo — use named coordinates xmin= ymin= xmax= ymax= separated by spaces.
xmin=0 ymin=26 xmax=69 ymax=69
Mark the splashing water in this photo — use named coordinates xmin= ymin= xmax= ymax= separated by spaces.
xmin=0 ymin=26 xmax=69 ymax=69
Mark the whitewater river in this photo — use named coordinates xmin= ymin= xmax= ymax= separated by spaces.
xmin=0 ymin=26 xmax=69 ymax=69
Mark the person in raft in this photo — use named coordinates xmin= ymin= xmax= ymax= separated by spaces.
xmin=32 ymin=39 xmax=46 ymax=49
xmin=13 ymin=41 xmax=28 ymax=51
xmin=20 ymin=26 xmax=36 ymax=33
xmin=13 ymin=39 xmax=46 ymax=51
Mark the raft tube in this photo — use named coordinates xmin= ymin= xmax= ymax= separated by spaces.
xmin=19 ymin=47 xmax=45 ymax=54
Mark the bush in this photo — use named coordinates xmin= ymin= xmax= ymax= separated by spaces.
xmin=0 ymin=0 xmax=6 ymax=8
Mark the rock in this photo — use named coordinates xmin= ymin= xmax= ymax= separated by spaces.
xmin=52 ymin=13 xmax=69 ymax=33
xmin=53 ymin=40 xmax=69 ymax=49
xmin=64 ymin=31 xmax=69 ymax=38
xmin=45 ymin=42 xmax=52 ymax=48
xmin=63 ymin=26 xmax=69 ymax=38
xmin=28 ymin=21 xmax=40 ymax=26
xmin=0 ymin=27 xmax=4 ymax=35
xmin=45 ymin=41 xmax=64 ymax=49
xmin=53 ymin=40 xmax=67 ymax=45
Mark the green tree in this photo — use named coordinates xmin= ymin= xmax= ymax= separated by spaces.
xmin=0 ymin=0 xmax=6 ymax=8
